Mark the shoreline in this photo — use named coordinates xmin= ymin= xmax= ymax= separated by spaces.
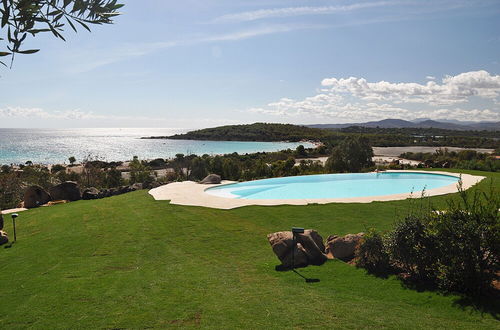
xmin=1 ymin=144 xmax=494 ymax=167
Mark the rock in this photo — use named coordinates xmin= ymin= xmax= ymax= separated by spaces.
xmin=130 ymin=183 xmax=143 ymax=191
xmin=296 ymin=230 xmax=327 ymax=265
xmin=82 ymin=187 xmax=100 ymax=200
xmin=24 ymin=185 xmax=51 ymax=208
xmin=267 ymin=229 xmax=327 ymax=268
xmin=49 ymin=181 xmax=81 ymax=201
xmin=200 ymin=174 xmax=221 ymax=184
xmin=0 ymin=230 xmax=8 ymax=246
xmin=99 ymin=189 xmax=110 ymax=198
xmin=145 ymin=181 xmax=161 ymax=189
xmin=325 ymin=233 xmax=364 ymax=261
xmin=119 ymin=186 xmax=131 ymax=194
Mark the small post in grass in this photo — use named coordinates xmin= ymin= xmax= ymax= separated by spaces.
xmin=291 ymin=227 xmax=304 ymax=270
xmin=291 ymin=227 xmax=320 ymax=283
xmin=11 ymin=213 xmax=18 ymax=242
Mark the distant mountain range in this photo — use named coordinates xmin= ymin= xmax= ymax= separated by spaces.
xmin=307 ymin=119 xmax=500 ymax=131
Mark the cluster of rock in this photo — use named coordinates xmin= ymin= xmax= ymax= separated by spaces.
xmin=200 ymin=174 xmax=221 ymax=184
xmin=23 ymin=181 xmax=161 ymax=209
xmin=267 ymin=229 xmax=364 ymax=269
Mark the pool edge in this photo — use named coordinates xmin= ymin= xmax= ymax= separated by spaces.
xmin=149 ymin=170 xmax=486 ymax=209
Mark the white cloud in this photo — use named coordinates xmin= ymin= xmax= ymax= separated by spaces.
xmin=212 ymin=2 xmax=395 ymax=23
xmin=0 ymin=107 xmax=104 ymax=120
xmin=250 ymin=70 xmax=500 ymax=122
xmin=321 ymin=70 xmax=500 ymax=106
xmin=426 ymin=76 xmax=436 ymax=80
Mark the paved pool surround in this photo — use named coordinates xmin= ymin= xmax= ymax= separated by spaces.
xmin=149 ymin=171 xmax=485 ymax=210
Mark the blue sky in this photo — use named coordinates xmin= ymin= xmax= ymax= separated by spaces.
xmin=1 ymin=0 xmax=500 ymax=128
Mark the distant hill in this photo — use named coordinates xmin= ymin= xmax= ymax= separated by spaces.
xmin=307 ymin=119 xmax=500 ymax=131
xmin=143 ymin=123 xmax=330 ymax=142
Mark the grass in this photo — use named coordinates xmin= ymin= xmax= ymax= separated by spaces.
xmin=0 ymin=169 xmax=498 ymax=329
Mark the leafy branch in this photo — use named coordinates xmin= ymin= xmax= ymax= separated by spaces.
xmin=0 ymin=0 xmax=123 ymax=67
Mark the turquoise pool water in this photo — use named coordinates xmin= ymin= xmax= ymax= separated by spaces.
xmin=205 ymin=172 xmax=460 ymax=200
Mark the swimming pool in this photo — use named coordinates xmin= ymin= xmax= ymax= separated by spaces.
xmin=205 ymin=172 xmax=460 ymax=200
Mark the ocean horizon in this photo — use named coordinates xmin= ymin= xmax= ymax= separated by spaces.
xmin=0 ymin=128 xmax=315 ymax=165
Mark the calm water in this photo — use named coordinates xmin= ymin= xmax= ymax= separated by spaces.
xmin=0 ymin=128 xmax=315 ymax=165
xmin=206 ymin=172 xmax=460 ymax=199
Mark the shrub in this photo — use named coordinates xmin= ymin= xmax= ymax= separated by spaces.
xmin=129 ymin=156 xmax=153 ymax=185
xmin=430 ymin=185 xmax=499 ymax=295
xmin=387 ymin=215 xmax=439 ymax=282
xmin=355 ymin=229 xmax=391 ymax=275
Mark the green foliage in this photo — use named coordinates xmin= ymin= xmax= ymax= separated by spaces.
xmin=430 ymin=185 xmax=500 ymax=295
xmin=271 ymin=157 xmax=297 ymax=177
xmin=153 ymin=123 xmax=329 ymax=142
xmin=294 ymin=144 xmax=307 ymax=157
xmin=387 ymin=215 xmax=439 ymax=281
xmin=355 ymin=229 xmax=391 ymax=275
xmin=208 ymin=155 xmax=223 ymax=176
xmin=189 ymin=156 xmax=208 ymax=181
xmin=147 ymin=123 xmax=499 ymax=149
xmin=68 ymin=156 xmax=76 ymax=165
xmin=325 ymin=136 xmax=374 ymax=173
xmin=0 ymin=0 xmax=123 ymax=67
xmin=356 ymin=181 xmax=500 ymax=296
xmin=129 ymin=156 xmax=152 ymax=185
xmin=104 ymin=167 xmax=122 ymax=188
xmin=222 ymin=158 xmax=240 ymax=181
xmin=51 ymin=164 xmax=65 ymax=174
xmin=0 ymin=171 xmax=22 ymax=209
xmin=148 ymin=158 xmax=166 ymax=168
xmin=401 ymin=148 xmax=499 ymax=172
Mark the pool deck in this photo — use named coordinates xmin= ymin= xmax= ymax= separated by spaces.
xmin=148 ymin=170 xmax=486 ymax=209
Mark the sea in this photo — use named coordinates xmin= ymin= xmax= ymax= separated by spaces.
xmin=0 ymin=128 xmax=315 ymax=165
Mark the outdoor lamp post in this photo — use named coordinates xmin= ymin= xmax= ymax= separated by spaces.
xmin=291 ymin=227 xmax=304 ymax=270
xmin=290 ymin=227 xmax=320 ymax=283
xmin=11 ymin=213 xmax=18 ymax=242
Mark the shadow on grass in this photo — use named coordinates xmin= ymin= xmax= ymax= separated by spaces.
xmin=452 ymin=294 xmax=499 ymax=320
xmin=371 ymin=270 xmax=500 ymax=320
xmin=274 ymin=264 xmax=321 ymax=283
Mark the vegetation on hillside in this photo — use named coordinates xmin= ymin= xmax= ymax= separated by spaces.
xmin=146 ymin=123 xmax=331 ymax=142
xmin=145 ymin=123 xmax=500 ymax=149
xmin=400 ymin=148 xmax=500 ymax=172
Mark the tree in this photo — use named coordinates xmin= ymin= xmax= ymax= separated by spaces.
xmin=325 ymin=136 xmax=374 ymax=173
xmin=129 ymin=156 xmax=152 ymax=184
xmin=68 ymin=156 xmax=76 ymax=166
xmin=0 ymin=0 xmax=123 ymax=67
xmin=190 ymin=156 xmax=208 ymax=181
xmin=222 ymin=158 xmax=240 ymax=181
xmin=294 ymin=145 xmax=307 ymax=158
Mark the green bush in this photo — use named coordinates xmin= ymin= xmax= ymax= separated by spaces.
xmin=387 ymin=215 xmax=439 ymax=282
xmin=430 ymin=186 xmax=499 ymax=295
xmin=356 ymin=181 xmax=499 ymax=296
xmin=355 ymin=229 xmax=391 ymax=275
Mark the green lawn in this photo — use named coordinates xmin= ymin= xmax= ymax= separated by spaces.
xmin=0 ymin=169 xmax=498 ymax=329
